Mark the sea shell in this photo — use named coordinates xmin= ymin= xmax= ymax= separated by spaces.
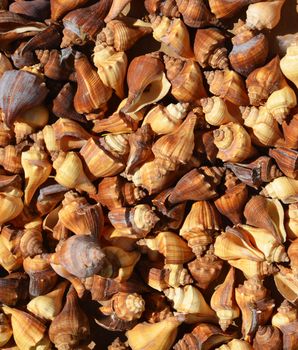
xmin=0 ymin=53 xmax=12 ymax=78
xmin=213 ymin=122 xmax=255 ymax=163
xmin=36 ymin=184 xmax=67 ymax=216
xmin=121 ymin=53 xmax=171 ymax=113
xmin=9 ymin=0 xmax=50 ymax=20
xmin=164 ymin=285 xmax=215 ymax=316
xmin=0 ymin=225 xmax=22 ymax=273
xmin=229 ymin=258 xmax=277 ymax=279
xmin=260 ymin=176 xmax=298 ymax=204
xmin=280 ymin=43 xmax=298 ymax=89
xmin=104 ymin=0 xmax=131 ymax=22
xmin=205 ymin=69 xmax=249 ymax=106
xmin=0 ymin=144 xmax=24 ymax=174
xmin=49 ymin=286 xmax=90 ymax=350
xmin=173 ymin=323 xmax=234 ymax=350
xmin=241 ymin=105 xmax=284 ymax=147
xmin=93 ymin=44 xmax=127 ymax=98
xmin=187 ymin=246 xmax=223 ymax=289
xmin=210 ymin=267 xmax=240 ymax=331
xmin=53 ymin=151 xmax=96 ymax=194
xmin=246 ymin=56 xmax=287 ymax=106
xmin=176 ymin=0 xmax=219 ymax=27
xmin=97 ymin=18 xmax=152 ymax=52
xmin=61 ymin=1 xmax=111 ymax=48
xmin=235 ymin=277 xmax=275 ymax=341
xmin=229 ymin=28 xmax=268 ymax=77
xmin=137 ymin=231 xmax=195 ymax=264
xmin=143 ymin=293 xmax=173 ymax=323
xmin=269 ymin=147 xmax=298 ymax=179
xmin=50 ymin=0 xmax=89 ymax=20
xmin=27 ymin=281 xmax=68 ymax=320
xmin=201 ymin=97 xmax=238 ymax=126
xmin=0 ymin=272 xmax=29 ymax=306
xmin=253 ymin=326 xmax=283 ymax=350
xmin=19 ymin=223 xmax=43 ymax=258
xmin=108 ymin=204 xmax=159 ymax=239
xmin=150 ymin=15 xmax=193 ymax=58
xmin=164 ymin=56 xmax=207 ymax=104
xmin=143 ymin=102 xmax=189 ymax=135
xmin=265 ymin=86 xmax=297 ymax=124
xmin=244 ymin=196 xmax=286 ymax=243
xmin=0 ymin=122 xmax=13 ymax=147
xmin=217 ymin=340 xmax=253 ymax=350
xmin=2 ymin=306 xmax=50 ymax=350
xmin=288 ymin=238 xmax=298 ymax=275
xmin=194 ymin=28 xmax=228 ymax=69
xmin=58 ymin=191 xmax=104 ymax=238
xmin=274 ymin=266 xmax=298 ymax=304
xmin=209 ymin=0 xmax=258 ymax=19
xmin=144 ymin=0 xmax=179 ymax=17
xmin=285 ymin=203 xmax=298 ymax=239
xmin=74 ymin=52 xmax=112 ymax=114
xmin=23 ymin=255 xmax=58 ymax=297
xmin=283 ymin=114 xmax=298 ymax=149
xmin=0 ymin=70 xmax=48 ymax=127
xmin=126 ymin=316 xmax=183 ymax=350
xmin=0 ymin=313 xmax=12 ymax=347
xmin=49 ymin=235 xmax=112 ymax=279
xmin=276 ymin=33 xmax=298 ymax=56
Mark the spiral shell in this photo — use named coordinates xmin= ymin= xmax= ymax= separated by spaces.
xmin=280 ymin=43 xmax=298 ymax=89
xmin=261 ymin=177 xmax=298 ymax=204
xmin=253 ymin=326 xmax=282 ymax=350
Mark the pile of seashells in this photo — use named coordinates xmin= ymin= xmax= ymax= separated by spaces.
xmin=0 ymin=0 xmax=297 ymax=349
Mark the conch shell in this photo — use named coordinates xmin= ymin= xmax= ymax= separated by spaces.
xmin=261 ymin=177 xmax=298 ymax=204
xmin=280 ymin=43 xmax=298 ymax=89
xmin=201 ymin=97 xmax=238 ymax=126
xmin=209 ymin=0 xmax=258 ymax=19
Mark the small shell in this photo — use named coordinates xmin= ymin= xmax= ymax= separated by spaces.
xmin=27 ymin=281 xmax=68 ymax=320
xmin=53 ymin=151 xmax=96 ymax=194
xmin=229 ymin=29 xmax=268 ymax=77
xmin=187 ymin=247 xmax=223 ymax=289
xmin=194 ymin=28 xmax=228 ymax=69
xmin=79 ymin=136 xmax=128 ymax=180
xmin=269 ymin=147 xmax=298 ymax=179
xmin=215 ymin=183 xmax=248 ymax=224
xmin=143 ymin=102 xmax=189 ymax=135
xmin=108 ymin=204 xmax=159 ymax=239
xmin=246 ymin=0 xmax=286 ymax=30
xmin=266 ymin=86 xmax=297 ymax=124
xmin=96 ymin=18 xmax=152 ymax=52
xmin=280 ymin=43 xmax=298 ymax=89
xmin=261 ymin=177 xmax=298 ymax=204
xmin=93 ymin=44 xmax=127 ymax=98
xmin=246 ymin=56 xmax=286 ymax=106
xmin=0 ymin=272 xmax=29 ymax=306
xmin=213 ymin=122 xmax=255 ymax=163
xmin=21 ymin=144 xmax=52 ymax=205
xmin=253 ymin=326 xmax=283 ymax=350
xmin=201 ymin=97 xmax=238 ymax=126
xmin=50 ymin=0 xmax=89 ymax=20
xmin=58 ymin=191 xmax=103 ymax=238
xmin=244 ymin=196 xmax=286 ymax=243
xmin=150 ymin=16 xmax=193 ymax=58
xmin=205 ymin=69 xmax=249 ymax=106
xmin=209 ymin=0 xmax=256 ymax=19
xmin=164 ymin=56 xmax=207 ymax=104
xmin=49 ymin=286 xmax=90 ymax=350
xmin=165 ymin=285 xmax=215 ymax=316
xmin=0 ymin=313 xmax=12 ymax=347
xmin=283 ymin=114 xmax=298 ymax=149
xmin=2 ymin=306 xmax=50 ymax=350
xmin=20 ymin=225 xmax=43 ymax=258
xmin=49 ymin=235 xmax=112 ymax=278
xmin=74 ymin=52 xmax=112 ymax=114
xmin=126 ymin=316 xmax=183 ymax=350
xmin=274 ymin=266 xmax=298 ymax=304
xmin=0 ymin=70 xmax=48 ymax=127
xmin=121 ymin=53 xmax=171 ymax=113
xmin=173 ymin=323 xmax=234 ymax=350
xmin=137 ymin=231 xmax=195 ymax=264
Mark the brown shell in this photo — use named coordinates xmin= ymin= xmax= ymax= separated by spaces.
xmin=104 ymin=0 xmax=131 ymax=22
xmin=50 ymin=0 xmax=89 ymax=20
xmin=74 ymin=52 xmax=112 ymax=114
xmin=144 ymin=0 xmax=180 ymax=17
xmin=246 ymin=56 xmax=286 ymax=106
xmin=61 ymin=1 xmax=112 ymax=48
xmin=36 ymin=183 xmax=67 ymax=216
xmin=0 ymin=70 xmax=48 ymax=127
xmin=0 ymin=145 xmax=23 ymax=174
xmin=209 ymin=0 xmax=258 ymax=19
xmin=282 ymin=114 xmax=298 ymax=149
xmin=205 ymin=69 xmax=249 ymax=106
xmin=9 ymin=0 xmax=50 ymax=20
xmin=253 ymin=326 xmax=282 ymax=350
xmin=229 ymin=29 xmax=269 ymax=77
xmin=20 ymin=227 xmax=43 ymax=258
xmin=49 ymin=286 xmax=90 ymax=349
xmin=269 ymin=147 xmax=298 ymax=179
xmin=0 ymin=272 xmax=29 ymax=306
xmin=0 ymin=53 xmax=12 ymax=78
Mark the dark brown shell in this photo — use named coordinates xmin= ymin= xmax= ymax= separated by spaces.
xmin=9 ymin=0 xmax=50 ymax=20
xmin=253 ymin=326 xmax=283 ymax=350
xmin=11 ymin=42 xmax=38 ymax=69
xmin=50 ymin=0 xmax=89 ymax=20
xmin=0 ymin=272 xmax=29 ymax=306
xmin=0 ymin=70 xmax=48 ymax=127
xmin=269 ymin=147 xmax=298 ymax=179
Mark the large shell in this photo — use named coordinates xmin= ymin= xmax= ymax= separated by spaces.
xmin=280 ymin=43 xmax=298 ymax=89
xmin=50 ymin=0 xmax=89 ymax=20
xmin=0 ymin=70 xmax=48 ymax=127
xmin=209 ymin=0 xmax=257 ymax=19
xmin=121 ymin=53 xmax=171 ymax=113
xmin=0 ymin=272 xmax=29 ymax=306
xmin=9 ymin=0 xmax=50 ymax=20
xmin=253 ymin=326 xmax=282 ymax=350
xmin=49 ymin=286 xmax=90 ymax=349
xmin=229 ymin=28 xmax=268 ymax=77
xmin=261 ymin=177 xmax=298 ymax=204
xmin=194 ymin=28 xmax=228 ymax=69
xmin=205 ymin=69 xmax=249 ymax=106
xmin=74 ymin=52 xmax=112 ymax=114
xmin=246 ymin=56 xmax=286 ymax=106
